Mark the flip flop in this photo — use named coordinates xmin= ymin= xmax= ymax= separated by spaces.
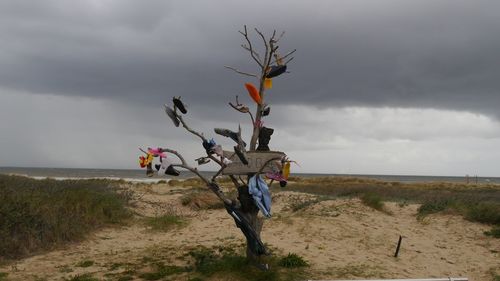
xmin=164 ymin=104 xmax=180 ymax=127
xmin=173 ymin=97 xmax=187 ymax=114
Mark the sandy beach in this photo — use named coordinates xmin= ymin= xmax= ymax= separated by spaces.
xmin=1 ymin=180 xmax=498 ymax=281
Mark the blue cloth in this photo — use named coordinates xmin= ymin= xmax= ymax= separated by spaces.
xmin=248 ymin=175 xmax=272 ymax=218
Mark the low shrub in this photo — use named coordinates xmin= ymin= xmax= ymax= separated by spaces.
xmin=278 ymin=253 xmax=308 ymax=268
xmin=360 ymin=193 xmax=385 ymax=212
xmin=484 ymin=226 xmax=500 ymax=238
xmin=0 ymin=175 xmax=131 ymax=260
xmin=145 ymin=214 xmax=186 ymax=232
xmin=466 ymin=202 xmax=500 ymax=225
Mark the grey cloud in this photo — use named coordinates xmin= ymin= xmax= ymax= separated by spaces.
xmin=1 ymin=0 xmax=499 ymax=118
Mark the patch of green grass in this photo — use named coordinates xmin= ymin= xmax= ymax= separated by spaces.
xmin=0 ymin=175 xmax=131 ymax=260
xmin=278 ymin=253 xmax=308 ymax=268
xmin=0 ymin=272 xmax=8 ymax=281
xmin=417 ymin=198 xmax=453 ymax=218
xmin=289 ymin=198 xmax=320 ymax=212
xmin=281 ymin=176 xmax=500 ymax=232
xmin=138 ymin=263 xmax=187 ymax=280
xmin=484 ymin=226 xmax=500 ymax=238
xmin=187 ymin=245 xmax=307 ymax=281
xmin=65 ymin=273 xmax=99 ymax=281
xmin=76 ymin=260 xmax=94 ymax=267
xmin=117 ymin=276 xmax=134 ymax=281
xmin=145 ymin=214 xmax=186 ymax=231
xmin=466 ymin=202 xmax=500 ymax=225
xmin=360 ymin=193 xmax=386 ymax=212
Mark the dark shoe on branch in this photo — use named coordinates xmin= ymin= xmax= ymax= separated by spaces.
xmin=165 ymin=165 xmax=180 ymax=176
xmin=265 ymin=65 xmax=287 ymax=78
xmin=214 ymin=128 xmax=247 ymax=147
xmin=256 ymin=127 xmax=274 ymax=151
xmin=172 ymin=96 xmax=187 ymax=114
xmin=164 ymin=104 xmax=180 ymax=127
xmin=262 ymin=106 xmax=270 ymax=117
xmin=146 ymin=163 xmax=154 ymax=177
xmin=202 ymin=139 xmax=216 ymax=153
xmin=195 ymin=157 xmax=210 ymax=165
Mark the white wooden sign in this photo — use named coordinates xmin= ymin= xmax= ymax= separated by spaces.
xmin=222 ymin=151 xmax=285 ymax=175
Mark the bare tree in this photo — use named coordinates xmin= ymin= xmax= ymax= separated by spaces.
xmin=146 ymin=26 xmax=295 ymax=266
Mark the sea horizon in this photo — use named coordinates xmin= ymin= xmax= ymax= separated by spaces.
xmin=1 ymin=166 xmax=499 ymax=184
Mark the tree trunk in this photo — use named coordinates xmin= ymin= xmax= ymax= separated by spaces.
xmin=236 ymin=184 xmax=265 ymax=260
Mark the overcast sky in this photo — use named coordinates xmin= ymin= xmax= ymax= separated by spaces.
xmin=1 ymin=0 xmax=500 ymax=176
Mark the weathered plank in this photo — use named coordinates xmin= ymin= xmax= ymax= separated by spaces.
xmin=222 ymin=150 xmax=285 ymax=175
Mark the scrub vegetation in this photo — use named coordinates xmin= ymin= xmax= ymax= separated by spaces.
xmin=0 ymin=175 xmax=132 ymax=260
xmin=283 ymin=176 xmax=500 ymax=235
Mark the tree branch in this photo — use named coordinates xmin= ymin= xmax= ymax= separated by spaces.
xmin=160 ymin=148 xmax=231 ymax=204
xmin=241 ymin=44 xmax=261 ymax=60
xmin=256 ymin=157 xmax=283 ymax=175
xmin=272 ymin=49 xmax=296 ymax=65
xmin=239 ymin=25 xmax=263 ymax=68
xmin=176 ymin=113 xmax=206 ymax=142
xmin=224 ymin=65 xmax=258 ymax=78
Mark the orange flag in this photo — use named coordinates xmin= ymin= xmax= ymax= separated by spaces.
xmin=245 ymin=83 xmax=262 ymax=104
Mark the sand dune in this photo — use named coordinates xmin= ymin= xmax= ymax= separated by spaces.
xmin=1 ymin=183 xmax=498 ymax=281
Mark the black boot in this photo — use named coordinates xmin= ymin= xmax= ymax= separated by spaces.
xmin=256 ymin=127 xmax=274 ymax=151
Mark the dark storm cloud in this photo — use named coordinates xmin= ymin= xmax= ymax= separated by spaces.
xmin=1 ymin=0 xmax=500 ymax=116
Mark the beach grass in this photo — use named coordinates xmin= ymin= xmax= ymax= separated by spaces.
xmin=0 ymin=175 xmax=131 ymax=260
xmin=145 ymin=214 xmax=187 ymax=232
xmin=283 ymin=176 xmax=500 ymax=231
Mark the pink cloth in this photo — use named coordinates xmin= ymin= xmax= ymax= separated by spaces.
xmin=148 ymin=147 xmax=167 ymax=158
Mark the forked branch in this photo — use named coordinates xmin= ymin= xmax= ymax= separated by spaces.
xmin=239 ymin=25 xmax=263 ymax=68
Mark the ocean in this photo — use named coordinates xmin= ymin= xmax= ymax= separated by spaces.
xmin=1 ymin=167 xmax=499 ymax=184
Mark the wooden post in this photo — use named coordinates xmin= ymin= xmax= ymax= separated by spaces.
xmin=394 ymin=235 xmax=402 ymax=257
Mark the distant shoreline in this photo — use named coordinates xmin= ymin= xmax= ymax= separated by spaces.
xmin=1 ymin=166 xmax=500 ymax=184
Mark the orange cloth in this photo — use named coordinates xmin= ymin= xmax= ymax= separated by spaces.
xmin=264 ymin=78 xmax=272 ymax=89
xmin=245 ymin=83 xmax=262 ymax=104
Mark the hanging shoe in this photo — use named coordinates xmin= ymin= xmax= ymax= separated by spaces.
xmin=222 ymin=158 xmax=232 ymax=165
xmin=165 ymin=165 xmax=180 ymax=176
xmin=164 ymin=104 xmax=180 ymax=127
xmin=279 ymin=181 xmax=287 ymax=187
xmin=262 ymin=106 xmax=270 ymax=117
xmin=146 ymin=163 xmax=154 ymax=177
xmin=256 ymin=127 xmax=274 ymax=151
xmin=195 ymin=157 xmax=210 ymax=165
xmin=172 ymin=96 xmax=187 ymax=114
xmin=265 ymin=65 xmax=287 ymax=78
xmin=214 ymin=128 xmax=247 ymax=147
xmin=202 ymin=139 xmax=216 ymax=154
